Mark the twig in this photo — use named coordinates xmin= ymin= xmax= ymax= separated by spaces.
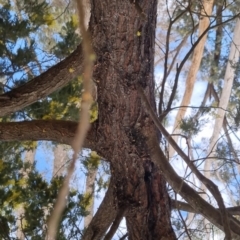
xmin=159 ymin=8 xmax=188 ymax=114
xmin=160 ymin=13 xmax=240 ymax=119
xmin=45 ymin=0 xmax=95 ymax=239
xmin=175 ymin=192 xmax=192 ymax=240
xmin=119 ymin=233 xmax=128 ymax=240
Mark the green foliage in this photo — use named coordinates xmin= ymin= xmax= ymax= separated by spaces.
xmin=179 ymin=116 xmax=201 ymax=137
xmin=0 ymin=0 xmax=98 ymax=125
xmin=82 ymin=151 xmax=101 ymax=170
xmin=53 ymin=16 xmax=81 ymax=59
xmin=27 ymin=76 xmax=83 ymax=121
xmin=0 ymin=152 xmax=90 ymax=238
xmin=171 ymin=1 xmax=202 ymax=37
xmin=95 ymin=176 xmax=109 ymax=193
xmin=0 ymin=1 xmax=98 ymax=238
xmin=1 ymin=0 xmax=239 ymax=239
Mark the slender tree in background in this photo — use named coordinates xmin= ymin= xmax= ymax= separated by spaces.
xmin=16 ymin=148 xmax=36 ymax=240
xmin=168 ymin=0 xmax=214 ymax=159
xmin=1 ymin=0 xmax=240 ymax=239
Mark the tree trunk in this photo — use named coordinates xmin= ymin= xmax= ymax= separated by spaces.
xmin=200 ymin=18 xmax=240 ymax=239
xmin=16 ymin=149 xmax=36 ymax=240
xmin=84 ymin=167 xmax=97 ymax=228
xmin=169 ymin=0 xmax=214 ymax=159
xmin=90 ymin=0 xmax=175 ymax=239
xmin=204 ymin=18 xmax=240 ymax=175
xmin=53 ymin=144 xmax=69 ymax=177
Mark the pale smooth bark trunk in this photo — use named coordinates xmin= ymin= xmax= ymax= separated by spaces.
xmin=204 ymin=18 xmax=240 ymax=176
xmin=201 ymin=18 xmax=240 ymax=239
xmin=84 ymin=167 xmax=97 ymax=228
xmin=82 ymin=0 xmax=90 ymax=29
xmin=53 ymin=144 xmax=69 ymax=177
xmin=16 ymin=149 xmax=36 ymax=240
xmin=169 ymin=0 xmax=214 ymax=159
xmin=43 ymin=144 xmax=70 ymax=234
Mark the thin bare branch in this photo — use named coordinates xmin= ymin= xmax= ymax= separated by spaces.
xmin=119 ymin=233 xmax=128 ymax=240
xmin=46 ymin=0 xmax=95 ymax=238
xmin=161 ymin=13 xmax=240 ymax=121
xmin=172 ymin=199 xmax=240 ymax=215
xmin=159 ymin=7 xmax=188 ymax=114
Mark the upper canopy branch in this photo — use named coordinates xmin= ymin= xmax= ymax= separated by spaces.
xmin=0 ymin=44 xmax=83 ymax=117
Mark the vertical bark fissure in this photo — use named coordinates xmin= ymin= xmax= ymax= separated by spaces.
xmin=200 ymin=18 xmax=240 ymax=240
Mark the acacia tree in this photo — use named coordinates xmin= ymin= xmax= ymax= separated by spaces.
xmin=1 ymin=0 xmax=240 ymax=239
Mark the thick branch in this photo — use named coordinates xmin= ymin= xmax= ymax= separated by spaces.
xmin=104 ymin=207 xmax=127 ymax=240
xmin=0 ymin=44 xmax=83 ymax=117
xmin=171 ymin=199 xmax=240 ymax=215
xmin=82 ymin=180 xmax=117 ymax=240
xmin=0 ymin=120 xmax=96 ymax=150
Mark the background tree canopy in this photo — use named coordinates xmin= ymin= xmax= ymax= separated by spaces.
xmin=0 ymin=0 xmax=240 ymax=239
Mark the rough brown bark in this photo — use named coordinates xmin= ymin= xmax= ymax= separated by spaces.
xmin=1 ymin=1 xmax=239 ymax=238
xmin=0 ymin=45 xmax=83 ymax=117
xmin=90 ymin=0 xmax=175 ymax=239
xmin=0 ymin=120 xmax=98 ymax=151
xmin=82 ymin=180 xmax=117 ymax=240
